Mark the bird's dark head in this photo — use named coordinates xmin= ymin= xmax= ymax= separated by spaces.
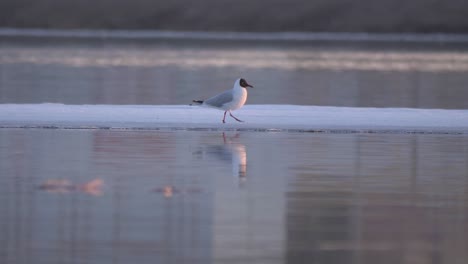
xmin=239 ymin=78 xmax=253 ymax=88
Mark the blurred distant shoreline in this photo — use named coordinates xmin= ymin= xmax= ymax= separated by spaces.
xmin=1 ymin=0 xmax=468 ymax=34
xmin=2 ymin=28 xmax=468 ymax=44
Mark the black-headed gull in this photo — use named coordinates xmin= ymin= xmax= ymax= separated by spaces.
xmin=192 ymin=78 xmax=254 ymax=123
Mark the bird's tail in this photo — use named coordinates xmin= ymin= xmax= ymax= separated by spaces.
xmin=191 ymin=100 xmax=204 ymax=106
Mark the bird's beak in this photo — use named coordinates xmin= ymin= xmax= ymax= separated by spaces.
xmin=247 ymin=83 xmax=253 ymax=88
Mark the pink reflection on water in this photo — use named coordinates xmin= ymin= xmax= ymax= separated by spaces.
xmin=38 ymin=178 xmax=104 ymax=196
xmin=151 ymin=185 xmax=203 ymax=198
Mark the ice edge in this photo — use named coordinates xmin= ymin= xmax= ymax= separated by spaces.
xmin=1 ymin=104 xmax=467 ymax=135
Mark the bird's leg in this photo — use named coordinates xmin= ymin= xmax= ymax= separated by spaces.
xmin=229 ymin=111 xmax=244 ymax=122
xmin=222 ymin=111 xmax=227 ymax=123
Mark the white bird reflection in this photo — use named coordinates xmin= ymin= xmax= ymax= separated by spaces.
xmin=195 ymin=133 xmax=247 ymax=183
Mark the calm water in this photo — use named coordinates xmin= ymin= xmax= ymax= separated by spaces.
xmin=1 ymin=36 xmax=468 ymax=108
xmin=0 ymin=129 xmax=467 ymax=264
xmin=1 ymin=34 xmax=468 ymax=264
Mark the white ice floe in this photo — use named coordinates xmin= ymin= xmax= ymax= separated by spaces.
xmin=0 ymin=104 xmax=467 ymax=134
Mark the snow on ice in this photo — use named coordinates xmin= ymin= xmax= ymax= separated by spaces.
xmin=0 ymin=104 xmax=467 ymax=134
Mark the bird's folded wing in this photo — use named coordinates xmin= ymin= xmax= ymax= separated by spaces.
xmin=204 ymin=90 xmax=233 ymax=108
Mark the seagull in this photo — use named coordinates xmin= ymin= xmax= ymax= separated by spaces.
xmin=192 ymin=78 xmax=254 ymax=123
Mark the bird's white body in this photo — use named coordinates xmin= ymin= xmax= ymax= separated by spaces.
xmin=193 ymin=78 xmax=253 ymax=123
xmin=228 ymin=86 xmax=247 ymax=110
xmin=205 ymin=81 xmax=247 ymax=111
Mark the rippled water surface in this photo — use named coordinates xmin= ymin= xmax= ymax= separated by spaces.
xmin=1 ymin=129 xmax=467 ymax=264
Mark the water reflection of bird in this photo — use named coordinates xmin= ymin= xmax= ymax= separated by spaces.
xmin=195 ymin=133 xmax=247 ymax=182
xmin=192 ymin=78 xmax=254 ymax=123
